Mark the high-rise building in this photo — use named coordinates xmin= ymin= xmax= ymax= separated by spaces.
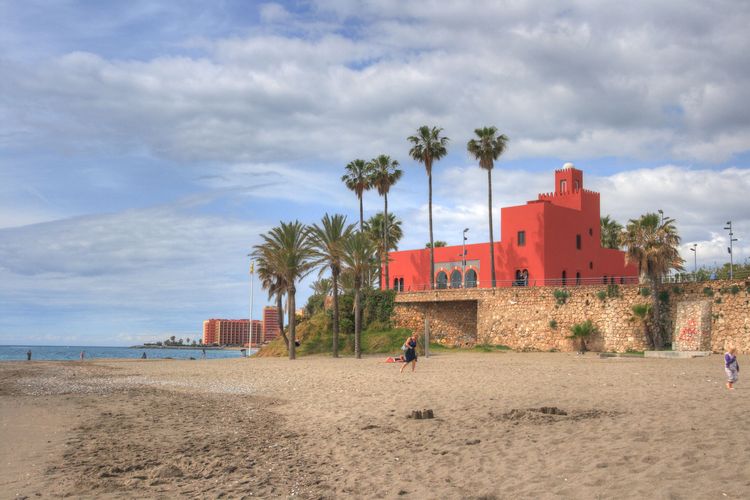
xmin=202 ymin=319 xmax=262 ymax=346
xmin=262 ymin=306 xmax=281 ymax=341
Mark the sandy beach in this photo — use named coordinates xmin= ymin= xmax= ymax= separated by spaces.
xmin=1 ymin=352 xmax=749 ymax=499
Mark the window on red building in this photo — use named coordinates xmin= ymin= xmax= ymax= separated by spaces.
xmin=562 ymin=270 xmax=567 ymax=286
xmin=576 ymin=272 xmax=581 ymax=285
xmin=436 ymin=271 xmax=448 ymax=289
xmin=560 ymin=179 xmax=567 ymax=192
xmin=465 ymin=269 xmax=477 ymax=288
xmin=576 ymin=234 xmax=581 ymax=250
xmin=450 ymin=270 xmax=462 ymax=288
xmin=518 ymin=231 xmax=526 ymax=246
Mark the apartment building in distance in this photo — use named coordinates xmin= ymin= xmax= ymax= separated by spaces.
xmin=202 ymin=319 xmax=262 ymax=346
xmin=202 ymin=306 xmax=282 ymax=346
xmin=262 ymin=306 xmax=281 ymax=341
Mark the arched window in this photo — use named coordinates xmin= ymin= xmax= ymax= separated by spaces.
xmin=399 ymin=278 xmax=404 ymax=291
xmin=574 ymin=180 xmax=580 ymax=190
xmin=560 ymin=179 xmax=567 ymax=193
xmin=450 ymin=270 xmax=462 ymax=288
xmin=603 ymin=275 xmax=607 ymax=284
xmin=436 ymin=271 xmax=448 ymax=289
xmin=576 ymin=272 xmax=581 ymax=285
xmin=393 ymin=277 xmax=399 ymax=290
xmin=465 ymin=269 xmax=477 ymax=288
xmin=562 ymin=270 xmax=567 ymax=286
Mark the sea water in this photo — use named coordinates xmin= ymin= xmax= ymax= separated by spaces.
xmin=0 ymin=345 xmax=257 ymax=361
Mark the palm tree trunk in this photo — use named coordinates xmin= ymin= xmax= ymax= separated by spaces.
xmin=384 ymin=193 xmax=390 ymax=290
xmin=354 ymin=285 xmax=362 ymax=358
xmin=650 ymin=275 xmax=662 ymax=349
xmin=487 ymin=168 xmax=496 ymax=287
xmin=428 ymin=171 xmax=435 ymax=290
xmin=276 ymin=293 xmax=288 ymax=351
xmin=288 ymin=286 xmax=296 ymax=360
xmin=332 ymin=267 xmax=340 ymax=358
xmin=358 ymin=194 xmax=364 ymax=233
xmin=376 ymin=250 xmax=382 ymax=289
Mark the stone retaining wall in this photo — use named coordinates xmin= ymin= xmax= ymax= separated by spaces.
xmin=393 ymin=279 xmax=750 ymax=353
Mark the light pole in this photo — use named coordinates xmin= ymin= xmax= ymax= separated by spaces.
xmin=689 ymin=243 xmax=697 ymax=273
xmin=462 ymin=228 xmax=469 ymax=286
xmin=658 ymin=209 xmax=664 ymax=224
xmin=246 ymin=255 xmax=255 ymax=355
xmin=724 ymin=221 xmax=738 ymax=279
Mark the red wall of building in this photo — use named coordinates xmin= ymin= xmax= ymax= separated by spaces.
xmin=385 ymin=165 xmax=637 ymax=291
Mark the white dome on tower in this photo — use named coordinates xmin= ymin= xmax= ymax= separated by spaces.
xmin=562 ymin=162 xmax=575 ymax=169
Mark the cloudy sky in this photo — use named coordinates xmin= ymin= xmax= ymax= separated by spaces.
xmin=1 ymin=0 xmax=749 ymax=346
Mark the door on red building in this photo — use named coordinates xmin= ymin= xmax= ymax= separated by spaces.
xmin=465 ymin=269 xmax=477 ymax=288
xmin=450 ymin=270 xmax=462 ymax=288
xmin=436 ymin=271 xmax=448 ymax=289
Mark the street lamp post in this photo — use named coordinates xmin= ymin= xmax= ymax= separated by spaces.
xmin=724 ymin=221 xmax=738 ymax=279
xmin=462 ymin=228 xmax=469 ymax=286
xmin=689 ymin=243 xmax=697 ymax=274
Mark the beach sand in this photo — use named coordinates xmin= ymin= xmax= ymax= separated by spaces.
xmin=1 ymin=352 xmax=749 ymax=499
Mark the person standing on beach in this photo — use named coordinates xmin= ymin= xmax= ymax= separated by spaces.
xmin=725 ymin=347 xmax=739 ymax=390
xmin=26 ymin=349 xmax=32 ymax=361
xmin=201 ymin=348 xmax=206 ymax=359
xmin=80 ymin=351 xmax=85 ymax=361
xmin=400 ymin=334 xmax=418 ymax=373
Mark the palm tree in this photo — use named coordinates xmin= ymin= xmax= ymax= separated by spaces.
xmin=601 ymin=215 xmax=623 ymax=249
xmin=309 ymin=214 xmax=355 ymax=358
xmin=467 ymin=127 xmax=509 ymax=288
xmin=408 ymin=126 xmax=449 ymax=289
xmin=425 ymin=241 xmax=446 ymax=248
xmin=363 ymin=211 xmax=403 ymax=289
xmin=368 ymin=155 xmax=403 ymax=290
xmin=621 ymin=212 xmax=684 ymax=348
xmin=342 ymin=159 xmax=373 ymax=232
xmin=253 ymin=221 xmax=314 ymax=360
xmin=255 ymin=245 xmax=289 ymax=350
xmin=342 ymin=231 xmax=377 ymax=358
xmin=310 ymin=277 xmax=333 ymax=296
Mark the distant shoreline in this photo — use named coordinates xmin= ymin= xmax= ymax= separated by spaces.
xmin=131 ymin=346 xmax=244 ymax=350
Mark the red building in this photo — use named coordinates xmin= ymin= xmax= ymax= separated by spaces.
xmin=262 ymin=306 xmax=280 ymax=341
xmin=387 ymin=164 xmax=637 ymax=290
xmin=202 ymin=319 xmax=262 ymax=346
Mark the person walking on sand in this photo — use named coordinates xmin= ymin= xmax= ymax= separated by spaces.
xmin=400 ymin=334 xmax=418 ymax=373
xmin=725 ymin=346 xmax=740 ymax=390
xmin=26 ymin=349 xmax=32 ymax=361
xmin=201 ymin=348 xmax=206 ymax=360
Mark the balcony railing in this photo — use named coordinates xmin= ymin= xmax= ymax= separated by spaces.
xmin=398 ymin=275 xmax=640 ymax=292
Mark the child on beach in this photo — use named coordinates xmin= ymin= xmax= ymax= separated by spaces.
xmin=724 ymin=347 xmax=739 ymax=390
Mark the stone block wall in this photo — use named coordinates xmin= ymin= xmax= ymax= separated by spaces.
xmin=394 ymin=279 xmax=750 ymax=353
xmin=672 ymin=300 xmax=712 ymax=351
xmin=660 ymin=280 xmax=750 ymax=353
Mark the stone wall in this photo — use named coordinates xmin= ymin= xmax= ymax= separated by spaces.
xmin=659 ymin=280 xmax=750 ymax=353
xmin=393 ymin=279 xmax=750 ymax=353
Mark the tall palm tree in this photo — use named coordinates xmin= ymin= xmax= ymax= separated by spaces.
xmin=363 ymin=212 xmax=403 ymax=289
xmin=310 ymin=277 xmax=333 ymax=296
xmin=621 ymin=212 xmax=684 ymax=348
xmin=342 ymin=231 xmax=377 ymax=359
xmin=255 ymin=251 xmax=289 ymax=350
xmin=253 ymin=221 xmax=314 ymax=360
xmin=408 ymin=125 xmax=449 ymax=290
xmin=342 ymin=159 xmax=373 ymax=233
xmin=309 ymin=213 xmax=355 ymax=358
xmin=467 ymin=127 xmax=509 ymax=288
xmin=368 ymin=155 xmax=402 ymax=290
xmin=601 ymin=215 xmax=623 ymax=249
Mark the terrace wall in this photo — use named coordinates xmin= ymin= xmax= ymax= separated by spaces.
xmin=393 ymin=279 xmax=750 ymax=353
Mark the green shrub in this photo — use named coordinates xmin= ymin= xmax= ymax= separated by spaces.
xmin=607 ymin=284 xmax=621 ymax=298
xmin=672 ymin=286 xmax=684 ymax=295
xmin=362 ymin=289 xmax=397 ymax=329
xmin=639 ymin=287 xmax=651 ymax=297
xmin=715 ymin=297 xmax=722 ymax=304
xmin=730 ymin=285 xmax=740 ymax=295
xmin=632 ymin=303 xmax=651 ymax=319
xmin=658 ymin=290 xmax=670 ymax=303
xmin=549 ymin=319 xmax=558 ymax=329
xmin=703 ymin=287 xmax=714 ymax=297
xmin=554 ymin=289 xmax=571 ymax=305
xmin=567 ymin=320 xmax=598 ymax=352
xmin=596 ymin=290 xmax=607 ymax=301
